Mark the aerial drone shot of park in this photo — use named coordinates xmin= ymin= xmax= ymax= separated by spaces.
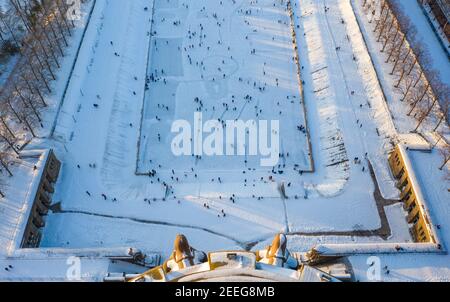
xmin=0 ymin=0 xmax=449 ymax=283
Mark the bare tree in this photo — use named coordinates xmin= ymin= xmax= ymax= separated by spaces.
xmin=0 ymin=127 xmax=19 ymax=155
xmin=407 ymin=81 xmax=430 ymax=114
xmin=439 ymin=144 xmax=450 ymax=170
xmin=0 ymin=152 xmax=14 ymax=176
xmin=434 ymin=99 xmax=449 ymax=131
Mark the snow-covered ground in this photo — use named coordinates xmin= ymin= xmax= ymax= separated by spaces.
xmin=0 ymin=0 xmax=449 ymax=282
xmin=36 ymin=0 xmax=414 ymax=257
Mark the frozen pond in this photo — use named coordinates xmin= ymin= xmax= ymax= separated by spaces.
xmin=138 ymin=0 xmax=312 ymax=177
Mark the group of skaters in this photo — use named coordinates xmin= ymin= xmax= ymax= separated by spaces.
xmin=353 ymin=152 xmax=369 ymax=172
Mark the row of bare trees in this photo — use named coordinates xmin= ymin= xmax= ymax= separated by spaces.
xmin=363 ymin=0 xmax=449 ymax=133
xmin=362 ymin=0 xmax=450 ymax=172
xmin=0 ymin=0 xmax=78 ymax=196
